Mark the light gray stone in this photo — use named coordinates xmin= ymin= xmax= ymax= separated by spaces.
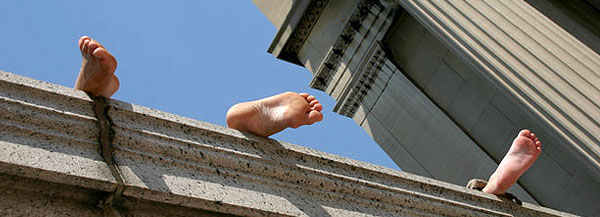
xmin=108 ymin=98 xmax=567 ymax=216
xmin=306 ymin=0 xmax=358 ymax=55
xmin=360 ymin=113 xmax=429 ymax=177
xmin=425 ymin=61 xmax=465 ymax=110
xmin=442 ymin=50 xmax=474 ymax=80
xmin=386 ymin=13 xmax=426 ymax=65
xmin=0 ymin=71 xmax=117 ymax=192
xmin=446 ymin=75 xmax=497 ymax=130
xmin=470 ymin=106 xmax=516 ymax=161
xmin=0 ymin=70 xmax=576 ymax=216
xmin=0 ymin=187 xmax=103 ymax=217
xmin=252 ymin=0 xmax=295 ymax=30
xmin=0 ymin=174 xmax=104 ymax=217
xmin=298 ymin=41 xmax=326 ymax=75
xmin=397 ymin=29 xmax=449 ymax=88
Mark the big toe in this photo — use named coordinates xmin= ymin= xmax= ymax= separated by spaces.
xmin=79 ymin=36 xmax=91 ymax=49
xmin=518 ymin=129 xmax=532 ymax=138
xmin=307 ymin=110 xmax=323 ymax=124
xmin=92 ymin=47 xmax=117 ymax=71
xmin=92 ymin=47 xmax=111 ymax=60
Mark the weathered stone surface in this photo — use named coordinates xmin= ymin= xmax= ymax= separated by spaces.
xmin=251 ymin=0 xmax=295 ymax=30
xmin=0 ymin=174 xmax=104 ymax=217
xmin=0 ymin=71 xmax=117 ymax=191
xmin=0 ymin=70 xmax=578 ymax=216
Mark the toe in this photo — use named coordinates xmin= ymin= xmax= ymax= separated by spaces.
xmin=307 ymin=110 xmax=323 ymax=124
xmin=299 ymin=93 xmax=309 ymax=99
xmin=92 ymin=47 xmax=117 ymax=73
xmin=82 ymin=38 xmax=92 ymax=55
xmin=91 ymin=46 xmax=106 ymax=59
xmin=312 ymin=103 xmax=323 ymax=112
xmin=306 ymin=95 xmax=316 ymax=102
xmin=519 ymin=129 xmax=531 ymax=138
xmin=79 ymin=36 xmax=91 ymax=50
xmin=309 ymin=99 xmax=319 ymax=107
xmin=88 ymin=41 xmax=100 ymax=55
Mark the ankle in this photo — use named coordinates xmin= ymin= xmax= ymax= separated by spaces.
xmin=482 ymin=182 xmax=502 ymax=194
xmin=483 ymin=174 xmax=512 ymax=195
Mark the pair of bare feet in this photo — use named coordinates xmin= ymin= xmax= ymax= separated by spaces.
xmin=74 ymin=36 xmax=541 ymax=198
xmin=74 ymin=36 xmax=324 ymax=137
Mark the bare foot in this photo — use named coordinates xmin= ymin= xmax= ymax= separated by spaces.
xmin=483 ymin=129 xmax=542 ymax=195
xmin=74 ymin=36 xmax=119 ymax=98
xmin=226 ymin=92 xmax=324 ymax=137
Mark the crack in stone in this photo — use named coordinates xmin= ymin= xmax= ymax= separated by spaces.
xmin=90 ymin=95 xmax=125 ymax=217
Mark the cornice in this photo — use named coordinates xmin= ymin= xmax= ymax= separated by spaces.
xmin=310 ymin=0 xmax=381 ymax=91
xmin=335 ymin=43 xmax=389 ymax=117
xmin=268 ymin=0 xmax=329 ymax=65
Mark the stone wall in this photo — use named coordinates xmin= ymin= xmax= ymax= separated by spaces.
xmin=0 ymin=70 xmax=574 ymax=216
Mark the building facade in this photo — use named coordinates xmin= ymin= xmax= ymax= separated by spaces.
xmin=254 ymin=0 xmax=600 ymax=215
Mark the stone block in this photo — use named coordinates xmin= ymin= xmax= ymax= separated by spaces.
xmin=252 ymin=0 xmax=294 ymax=30
xmin=360 ymin=114 xmax=429 ymax=177
xmin=386 ymin=14 xmax=426 ymax=65
xmin=368 ymin=86 xmax=399 ymax=128
xmin=470 ymin=105 xmax=517 ymax=162
xmin=0 ymin=186 xmax=103 ymax=217
xmin=352 ymin=103 xmax=369 ymax=125
xmin=298 ymin=40 xmax=326 ymax=75
xmin=447 ymin=75 xmax=497 ymax=130
xmin=442 ymin=51 xmax=473 ymax=80
xmin=328 ymin=66 xmax=352 ymax=99
xmin=403 ymin=32 xmax=449 ymax=88
xmin=518 ymin=152 xmax=570 ymax=206
xmin=306 ymin=0 xmax=358 ymax=54
xmin=0 ymin=174 xmax=105 ymax=217
xmin=553 ymin=175 xmax=600 ymax=216
xmin=490 ymin=94 xmax=528 ymax=126
xmin=425 ymin=61 xmax=465 ymax=110
xmin=0 ymin=71 xmax=117 ymax=191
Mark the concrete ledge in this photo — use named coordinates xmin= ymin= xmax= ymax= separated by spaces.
xmin=0 ymin=70 xmax=574 ymax=216
xmin=0 ymin=71 xmax=116 ymax=191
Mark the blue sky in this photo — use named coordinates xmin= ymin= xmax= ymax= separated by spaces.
xmin=0 ymin=1 xmax=400 ymax=170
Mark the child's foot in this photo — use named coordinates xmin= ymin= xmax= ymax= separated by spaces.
xmin=226 ymin=92 xmax=324 ymax=137
xmin=483 ymin=129 xmax=542 ymax=195
xmin=74 ymin=36 xmax=119 ymax=98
